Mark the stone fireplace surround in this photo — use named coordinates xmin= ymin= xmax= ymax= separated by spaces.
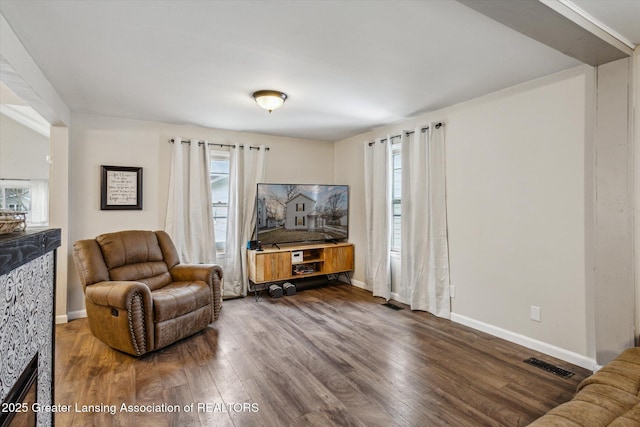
xmin=0 ymin=228 xmax=60 ymax=426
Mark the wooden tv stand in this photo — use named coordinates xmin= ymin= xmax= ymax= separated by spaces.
xmin=247 ymin=242 xmax=354 ymax=292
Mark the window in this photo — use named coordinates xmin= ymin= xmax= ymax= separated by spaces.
xmin=391 ymin=144 xmax=402 ymax=251
xmin=210 ymin=153 xmax=229 ymax=254
xmin=0 ymin=184 xmax=30 ymax=211
xmin=296 ymin=203 xmax=305 ymax=212
xmin=0 ymin=179 xmax=48 ymax=226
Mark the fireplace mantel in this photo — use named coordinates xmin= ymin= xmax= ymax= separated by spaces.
xmin=0 ymin=228 xmax=61 ymax=426
xmin=0 ymin=228 xmax=61 ymax=276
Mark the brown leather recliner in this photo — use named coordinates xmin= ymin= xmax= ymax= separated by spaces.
xmin=73 ymin=230 xmax=222 ymax=356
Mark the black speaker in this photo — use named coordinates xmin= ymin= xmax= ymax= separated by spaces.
xmin=247 ymin=240 xmax=260 ymax=250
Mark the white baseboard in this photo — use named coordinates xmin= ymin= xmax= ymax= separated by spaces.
xmin=55 ymin=314 xmax=68 ymax=324
xmin=67 ymin=309 xmax=87 ymax=321
xmin=350 ymin=278 xmax=367 ymax=290
xmin=450 ymin=313 xmax=597 ymax=372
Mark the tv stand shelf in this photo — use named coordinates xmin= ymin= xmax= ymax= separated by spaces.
xmin=248 ymin=242 xmax=354 ymax=286
xmin=294 ymin=257 xmax=322 ymax=264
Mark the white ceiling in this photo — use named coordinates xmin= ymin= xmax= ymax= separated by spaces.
xmin=0 ymin=0 xmax=637 ymax=142
xmin=569 ymin=0 xmax=640 ymax=46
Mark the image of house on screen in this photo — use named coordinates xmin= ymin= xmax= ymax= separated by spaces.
xmin=286 ymin=193 xmax=316 ymax=230
xmin=257 ymin=196 xmax=281 ymax=229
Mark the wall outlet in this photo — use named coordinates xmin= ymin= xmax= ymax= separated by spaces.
xmin=530 ymin=305 xmax=541 ymax=322
xmin=450 ymin=284 xmax=456 ymax=298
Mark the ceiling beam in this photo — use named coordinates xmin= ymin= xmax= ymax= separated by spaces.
xmin=0 ymin=14 xmax=70 ymax=126
xmin=456 ymin=0 xmax=633 ymax=66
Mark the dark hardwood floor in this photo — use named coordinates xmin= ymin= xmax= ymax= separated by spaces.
xmin=54 ymin=284 xmax=590 ymax=426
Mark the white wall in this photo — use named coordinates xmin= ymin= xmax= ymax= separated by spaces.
xmin=67 ymin=113 xmax=334 ymax=314
xmin=336 ymin=66 xmax=595 ymax=366
xmin=50 ymin=125 xmax=69 ymax=323
xmin=0 ymin=114 xmax=49 ymax=180
xmin=593 ymin=58 xmax=634 ymax=365
xmin=448 ymin=68 xmax=592 ymax=362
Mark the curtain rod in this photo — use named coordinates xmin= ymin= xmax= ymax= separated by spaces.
xmin=367 ymin=122 xmax=443 ymax=146
xmin=169 ymin=138 xmax=270 ymax=151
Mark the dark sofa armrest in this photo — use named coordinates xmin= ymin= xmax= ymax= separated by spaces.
xmin=170 ymin=264 xmax=223 ymax=322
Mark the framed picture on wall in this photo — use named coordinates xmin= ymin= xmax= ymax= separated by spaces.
xmin=100 ymin=165 xmax=143 ymax=210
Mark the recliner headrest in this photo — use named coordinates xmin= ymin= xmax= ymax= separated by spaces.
xmin=96 ymin=230 xmax=164 ymax=269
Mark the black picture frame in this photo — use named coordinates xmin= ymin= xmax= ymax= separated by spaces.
xmin=100 ymin=165 xmax=143 ymax=210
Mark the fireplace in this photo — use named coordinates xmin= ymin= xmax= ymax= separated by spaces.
xmin=0 ymin=354 xmax=38 ymax=427
xmin=1 ymin=228 xmax=60 ymax=427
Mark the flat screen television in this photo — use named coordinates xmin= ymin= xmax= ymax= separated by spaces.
xmin=256 ymin=183 xmax=349 ymax=246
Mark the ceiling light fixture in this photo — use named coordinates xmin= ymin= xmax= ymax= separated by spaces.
xmin=252 ymin=90 xmax=287 ymax=113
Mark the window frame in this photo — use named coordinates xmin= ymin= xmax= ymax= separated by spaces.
xmin=210 ymin=151 xmax=230 ymax=255
xmin=391 ymin=143 xmax=402 ymax=252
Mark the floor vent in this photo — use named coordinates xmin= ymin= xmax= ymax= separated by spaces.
xmin=382 ymin=302 xmax=403 ymax=310
xmin=524 ymin=357 xmax=574 ymax=378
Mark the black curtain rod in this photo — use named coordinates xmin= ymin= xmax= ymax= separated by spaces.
xmin=367 ymin=122 xmax=442 ymax=146
xmin=169 ymin=138 xmax=269 ymax=151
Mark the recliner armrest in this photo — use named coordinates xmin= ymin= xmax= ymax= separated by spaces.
xmin=170 ymin=264 xmax=223 ymax=322
xmin=170 ymin=264 xmax=223 ymax=283
xmin=86 ymin=280 xmax=151 ymax=309
xmin=84 ymin=280 xmax=154 ymax=356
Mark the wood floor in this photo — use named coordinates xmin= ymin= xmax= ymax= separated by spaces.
xmin=54 ymin=284 xmax=590 ymax=426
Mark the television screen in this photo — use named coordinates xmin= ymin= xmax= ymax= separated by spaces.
xmin=256 ymin=183 xmax=349 ymax=246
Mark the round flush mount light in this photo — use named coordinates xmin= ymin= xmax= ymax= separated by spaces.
xmin=252 ymin=90 xmax=288 ymax=113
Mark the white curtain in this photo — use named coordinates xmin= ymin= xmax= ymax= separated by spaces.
xmin=165 ymin=138 xmax=216 ymax=264
xmin=401 ymin=123 xmax=450 ymax=318
xmin=363 ymin=137 xmax=392 ymax=300
xmin=224 ymin=144 xmax=266 ymax=298
xmin=29 ymin=180 xmax=48 ymax=226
